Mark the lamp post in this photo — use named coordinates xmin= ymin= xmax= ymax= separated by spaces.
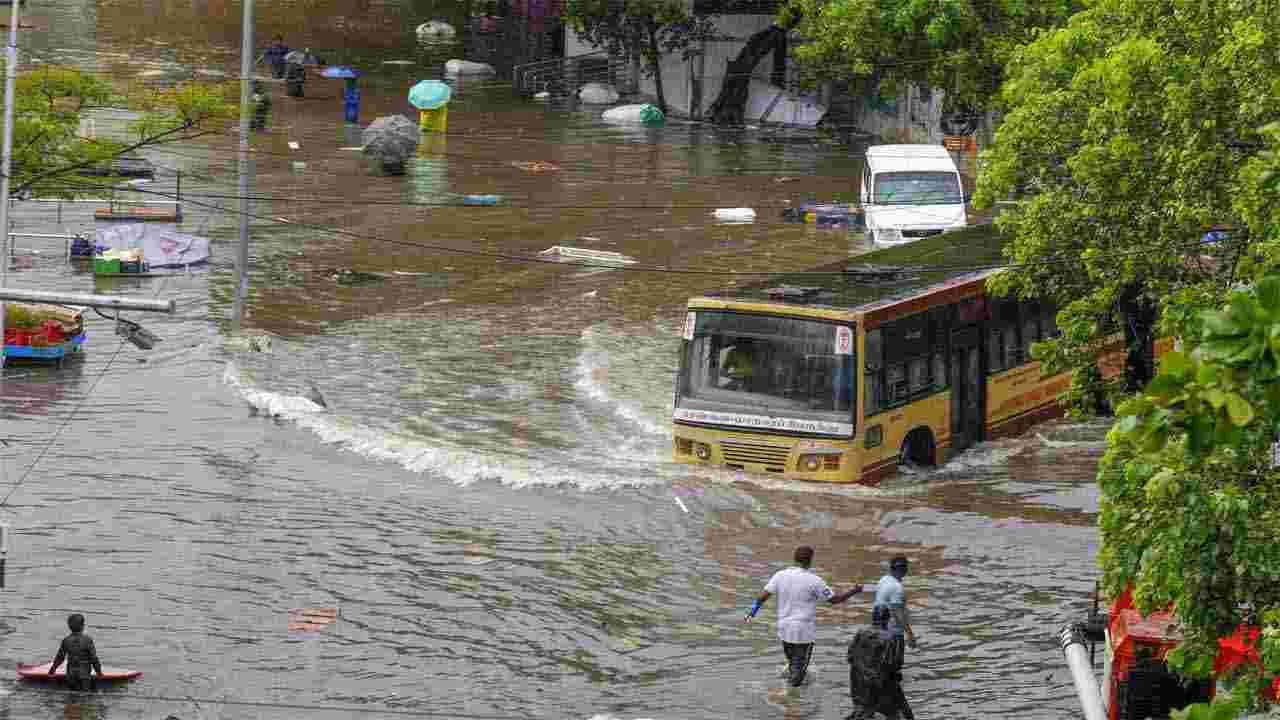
xmin=231 ymin=0 xmax=253 ymax=332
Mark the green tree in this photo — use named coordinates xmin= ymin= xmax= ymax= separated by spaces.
xmin=781 ymin=0 xmax=1080 ymax=113
xmin=1096 ymin=127 xmax=1280 ymax=719
xmin=564 ymin=0 xmax=714 ymax=114
xmin=974 ymin=0 xmax=1280 ymax=410
xmin=7 ymin=65 xmax=235 ymax=199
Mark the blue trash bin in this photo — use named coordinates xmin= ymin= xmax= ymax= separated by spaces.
xmin=343 ymin=85 xmax=361 ymax=123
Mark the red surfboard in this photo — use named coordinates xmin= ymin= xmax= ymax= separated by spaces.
xmin=16 ymin=663 xmax=142 ymax=682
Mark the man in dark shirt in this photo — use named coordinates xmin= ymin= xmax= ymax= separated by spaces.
xmin=49 ymin=613 xmax=102 ymax=691
xmin=847 ymin=606 xmax=913 ymax=720
xmin=260 ymin=34 xmax=289 ymax=79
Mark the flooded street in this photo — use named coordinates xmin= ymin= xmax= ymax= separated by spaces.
xmin=1 ymin=2 xmax=1102 ymax=718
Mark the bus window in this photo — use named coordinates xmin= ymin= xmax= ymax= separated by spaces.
xmin=1041 ymin=304 xmax=1060 ymax=338
xmin=932 ymin=350 xmax=947 ymax=391
xmin=1002 ymin=320 xmax=1021 ymax=368
xmin=908 ymin=356 xmax=929 ymax=395
xmin=988 ymin=326 xmax=1004 ymax=374
xmin=929 ymin=306 xmax=949 ymax=392
xmin=887 ymin=363 xmax=908 ymax=405
xmin=1022 ymin=308 xmax=1040 ymax=362
xmin=864 ymin=329 xmax=883 ymax=415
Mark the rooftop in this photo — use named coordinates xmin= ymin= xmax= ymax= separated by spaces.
xmin=865 ymin=144 xmax=959 ymax=174
xmin=698 ymin=224 xmax=1005 ymax=312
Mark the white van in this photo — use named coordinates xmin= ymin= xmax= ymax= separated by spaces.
xmin=861 ymin=144 xmax=967 ymax=245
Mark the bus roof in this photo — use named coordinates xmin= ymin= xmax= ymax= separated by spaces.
xmin=865 ymin=144 xmax=958 ymax=174
xmin=693 ymin=224 xmax=1006 ymax=321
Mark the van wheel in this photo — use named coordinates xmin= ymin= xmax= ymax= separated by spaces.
xmin=899 ymin=429 xmax=936 ymax=469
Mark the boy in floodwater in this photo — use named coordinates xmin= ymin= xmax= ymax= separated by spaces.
xmin=49 ymin=613 xmax=102 ymax=691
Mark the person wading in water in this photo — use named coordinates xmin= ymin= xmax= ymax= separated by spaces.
xmin=873 ymin=556 xmax=918 ymax=666
xmin=49 ymin=613 xmax=103 ymax=692
xmin=846 ymin=605 xmax=914 ymax=719
xmin=745 ymin=545 xmax=863 ymax=687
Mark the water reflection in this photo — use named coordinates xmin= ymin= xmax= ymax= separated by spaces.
xmin=408 ymin=135 xmax=449 ymax=202
xmin=1 ymin=361 xmax=87 ymax=418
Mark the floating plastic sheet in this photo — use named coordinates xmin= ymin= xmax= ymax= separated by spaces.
xmin=94 ymin=221 xmax=210 ymax=268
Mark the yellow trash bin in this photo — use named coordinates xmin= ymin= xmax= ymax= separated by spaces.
xmin=419 ymin=106 xmax=448 ymax=133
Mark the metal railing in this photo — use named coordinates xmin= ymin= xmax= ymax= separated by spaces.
xmin=513 ymin=50 xmax=622 ymax=98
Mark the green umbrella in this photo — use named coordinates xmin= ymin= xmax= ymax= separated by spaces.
xmin=408 ymin=80 xmax=452 ymax=110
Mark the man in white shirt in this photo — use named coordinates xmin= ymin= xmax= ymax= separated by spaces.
xmin=744 ymin=545 xmax=863 ymax=687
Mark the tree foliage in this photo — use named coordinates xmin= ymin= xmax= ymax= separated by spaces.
xmin=1097 ymin=127 xmax=1280 ymax=718
xmin=8 ymin=64 xmax=235 ymax=198
xmin=1100 ymin=278 xmax=1280 ymax=713
xmin=974 ymin=0 xmax=1280 ymax=409
xmin=781 ymin=0 xmax=1079 ymax=110
xmin=564 ymin=0 xmax=715 ymax=114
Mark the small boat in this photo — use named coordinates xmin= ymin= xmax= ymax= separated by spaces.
xmin=17 ymin=662 xmax=142 ymax=683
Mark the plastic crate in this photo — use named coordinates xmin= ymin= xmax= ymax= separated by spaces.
xmin=94 ymin=258 xmax=121 ymax=274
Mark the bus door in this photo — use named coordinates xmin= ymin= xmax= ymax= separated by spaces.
xmin=949 ymin=324 xmax=984 ymax=454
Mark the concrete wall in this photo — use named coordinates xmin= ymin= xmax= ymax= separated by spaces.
xmin=563 ymin=15 xmax=990 ymax=138
xmin=639 ymin=14 xmax=780 ymax=120
xmin=565 ymin=14 xmax=806 ymax=122
xmin=850 ymin=84 xmax=947 ymax=144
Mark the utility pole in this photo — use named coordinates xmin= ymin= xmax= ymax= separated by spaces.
xmin=0 ymin=0 xmax=22 ymax=369
xmin=231 ymin=0 xmax=253 ymax=332
xmin=0 ymin=288 xmax=176 ymax=314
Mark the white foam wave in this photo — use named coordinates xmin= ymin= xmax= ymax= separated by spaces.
xmin=222 ymin=362 xmax=658 ymax=490
xmin=935 ymin=441 xmax=1025 ymax=474
xmin=224 ymin=364 xmax=325 ymax=416
xmin=572 ymin=326 xmax=668 ymax=437
xmin=1036 ymin=432 xmax=1105 ymax=449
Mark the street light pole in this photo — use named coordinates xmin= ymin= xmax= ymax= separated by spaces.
xmin=0 ymin=0 xmax=22 ymax=369
xmin=231 ymin=0 xmax=253 ymax=332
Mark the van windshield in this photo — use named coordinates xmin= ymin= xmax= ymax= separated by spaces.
xmin=872 ymin=171 xmax=962 ymax=205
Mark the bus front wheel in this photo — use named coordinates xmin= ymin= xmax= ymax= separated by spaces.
xmin=899 ymin=429 xmax=936 ymax=469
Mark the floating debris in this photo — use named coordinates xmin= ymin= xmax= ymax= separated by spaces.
xmin=713 ymin=207 xmax=756 ymax=224
xmin=538 ymin=246 xmax=636 ymax=266
xmin=287 ymin=607 xmax=338 ymax=633
xmin=511 ymin=160 xmax=561 ymax=173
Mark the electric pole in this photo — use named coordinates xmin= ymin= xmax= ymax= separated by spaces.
xmin=0 ymin=0 xmax=23 ymax=369
xmin=231 ymin=0 xmax=253 ymax=332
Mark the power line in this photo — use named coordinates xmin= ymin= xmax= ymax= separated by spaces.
xmin=0 ymin=338 xmax=128 ymax=510
xmin=50 ymin=172 xmax=1245 ymax=278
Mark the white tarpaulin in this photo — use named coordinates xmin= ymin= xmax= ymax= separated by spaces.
xmin=94 ymin=222 xmax=210 ymax=268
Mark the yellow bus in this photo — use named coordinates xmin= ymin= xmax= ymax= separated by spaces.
xmin=671 ymin=226 xmax=1074 ymax=485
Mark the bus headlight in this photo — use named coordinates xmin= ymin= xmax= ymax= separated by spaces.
xmin=798 ymin=453 xmax=841 ymax=472
xmin=694 ymin=443 xmax=711 ymax=460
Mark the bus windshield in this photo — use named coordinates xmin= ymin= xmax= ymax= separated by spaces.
xmin=872 ymin=171 xmax=962 ymax=205
xmin=675 ymin=312 xmax=855 ymax=437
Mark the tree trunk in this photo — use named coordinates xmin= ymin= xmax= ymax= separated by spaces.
xmin=1119 ymin=283 xmax=1158 ymax=395
xmin=647 ymin=25 xmax=666 ymax=115
xmin=707 ymin=24 xmax=788 ymax=126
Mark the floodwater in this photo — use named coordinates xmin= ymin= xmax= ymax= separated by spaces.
xmin=1 ymin=2 xmax=1103 ymax=719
